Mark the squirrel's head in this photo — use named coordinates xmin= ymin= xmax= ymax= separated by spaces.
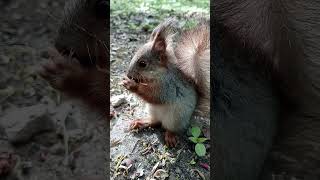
xmin=126 ymin=18 xmax=178 ymax=83
xmin=55 ymin=0 xmax=109 ymax=70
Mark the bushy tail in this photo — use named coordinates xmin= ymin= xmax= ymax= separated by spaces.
xmin=175 ymin=22 xmax=210 ymax=117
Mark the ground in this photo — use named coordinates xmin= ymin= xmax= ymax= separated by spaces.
xmin=0 ymin=0 xmax=105 ymax=179
xmin=109 ymin=9 xmax=210 ymax=180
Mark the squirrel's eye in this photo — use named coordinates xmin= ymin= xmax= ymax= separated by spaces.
xmin=138 ymin=61 xmax=147 ymax=68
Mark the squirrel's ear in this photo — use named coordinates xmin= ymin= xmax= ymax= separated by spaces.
xmin=152 ymin=33 xmax=166 ymax=53
xmin=149 ymin=18 xmax=178 ymax=43
xmin=152 ymin=34 xmax=167 ymax=66
xmin=150 ymin=18 xmax=178 ymax=55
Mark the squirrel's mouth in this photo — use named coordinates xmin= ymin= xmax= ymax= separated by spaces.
xmin=131 ymin=77 xmax=139 ymax=83
xmin=128 ymin=75 xmax=151 ymax=84
xmin=131 ymin=77 xmax=144 ymax=83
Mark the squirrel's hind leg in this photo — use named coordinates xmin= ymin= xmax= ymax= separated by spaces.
xmin=164 ymin=131 xmax=178 ymax=147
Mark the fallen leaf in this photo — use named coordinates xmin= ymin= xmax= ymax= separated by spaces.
xmin=153 ymin=169 xmax=169 ymax=179
xmin=199 ymin=162 xmax=210 ymax=170
xmin=190 ymin=159 xmax=196 ymax=165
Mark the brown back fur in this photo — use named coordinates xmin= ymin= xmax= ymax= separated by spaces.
xmin=175 ymin=23 xmax=210 ymax=117
xmin=214 ymin=0 xmax=320 ymax=176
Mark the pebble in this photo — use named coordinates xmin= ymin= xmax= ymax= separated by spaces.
xmin=111 ymin=94 xmax=127 ymax=107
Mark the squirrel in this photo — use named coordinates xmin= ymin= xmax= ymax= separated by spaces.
xmin=122 ymin=19 xmax=210 ymax=147
xmin=39 ymin=0 xmax=109 ymax=117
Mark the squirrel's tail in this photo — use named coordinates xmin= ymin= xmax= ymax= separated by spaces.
xmin=175 ymin=22 xmax=210 ymax=117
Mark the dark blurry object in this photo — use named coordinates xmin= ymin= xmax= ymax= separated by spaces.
xmin=213 ymin=0 xmax=320 ymax=179
xmin=40 ymin=0 xmax=109 ymax=116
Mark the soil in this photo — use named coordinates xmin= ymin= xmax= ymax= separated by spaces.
xmin=0 ymin=0 xmax=106 ymax=180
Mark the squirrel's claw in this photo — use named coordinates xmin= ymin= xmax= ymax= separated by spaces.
xmin=122 ymin=77 xmax=138 ymax=92
xmin=129 ymin=119 xmax=150 ymax=130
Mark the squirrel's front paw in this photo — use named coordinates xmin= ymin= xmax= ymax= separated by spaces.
xmin=122 ymin=76 xmax=138 ymax=92
xmin=38 ymin=47 xmax=85 ymax=91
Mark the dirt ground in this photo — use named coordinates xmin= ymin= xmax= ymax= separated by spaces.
xmin=0 ymin=0 xmax=106 ymax=179
xmin=109 ymin=11 xmax=210 ymax=180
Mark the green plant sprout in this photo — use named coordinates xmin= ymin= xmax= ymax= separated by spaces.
xmin=188 ymin=126 xmax=208 ymax=157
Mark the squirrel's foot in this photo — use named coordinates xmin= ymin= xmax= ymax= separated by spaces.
xmin=39 ymin=47 xmax=85 ymax=91
xmin=164 ymin=131 xmax=178 ymax=147
xmin=129 ymin=118 xmax=160 ymax=130
xmin=122 ymin=76 xmax=138 ymax=92
xmin=129 ymin=119 xmax=151 ymax=130
xmin=0 ymin=152 xmax=17 ymax=176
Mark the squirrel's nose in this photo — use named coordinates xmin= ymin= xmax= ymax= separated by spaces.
xmin=126 ymin=71 xmax=133 ymax=79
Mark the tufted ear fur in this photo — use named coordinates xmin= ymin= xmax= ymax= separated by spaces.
xmin=152 ymin=34 xmax=166 ymax=53
xmin=149 ymin=18 xmax=178 ymax=42
xmin=150 ymin=18 xmax=179 ymax=64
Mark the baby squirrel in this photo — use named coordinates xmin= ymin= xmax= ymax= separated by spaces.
xmin=123 ymin=19 xmax=210 ymax=147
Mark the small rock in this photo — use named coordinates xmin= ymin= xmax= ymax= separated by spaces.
xmin=65 ymin=115 xmax=82 ymax=130
xmin=175 ymin=168 xmax=181 ymax=174
xmin=0 ymin=104 xmax=56 ymax=145
xmin=111 ymin=95 xmax=127 ymax=107
xmin=168 ymin=174 xmax=176 ymax=180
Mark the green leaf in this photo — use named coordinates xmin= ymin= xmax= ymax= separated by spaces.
xmin=189 ymin=159 xmax=196 ymax=165
xmin=195 ymin=143 xmax=206 ymax=157
xmin=197 ymin=138 xmax=208 ymax=143
xmin=191 ymin=127 xmax=201 ymax=138
xmin=188 ymin=137 xmax=198 ymax=143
